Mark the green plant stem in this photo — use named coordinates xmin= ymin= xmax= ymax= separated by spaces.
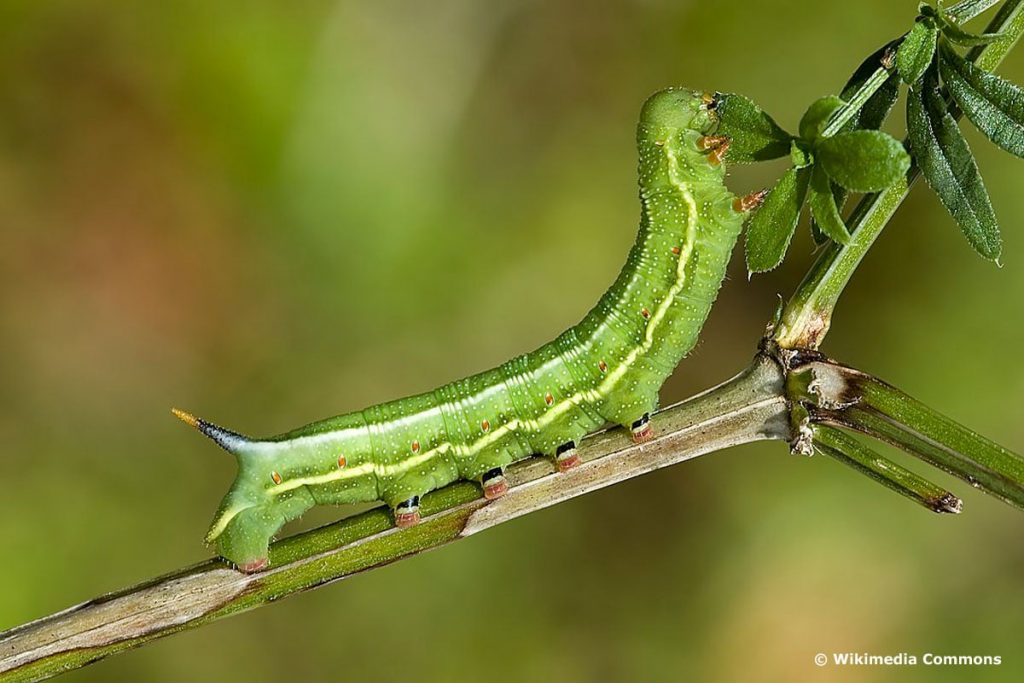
xmin=789 ymin=358 xmax=1024 ymax=509
xmin=774 ymin=0 xmax=1024 ymax=349
xmin=812 ymin=424 xmax=963 ymax=513
xmin=836 ymin=407 xmax=1024 ymax=507
xmin=820 ymin=0 xmax=1001 ymax=141
xmin=0 ymin=356 xmax=789 ymax=683
xmin=947 ymin=0 xmax=1003 ymax=23
xmin=822 ymin=63 xmax=893 ymax=138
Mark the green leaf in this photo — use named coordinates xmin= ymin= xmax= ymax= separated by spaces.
xmin=907 ymin=64 xmax=1001 ymax=259
xmin=841 ymin=41 xmax=900 ymax=131
xmin=816 ymin=130 xmax=911 ymax=193
xmin=941 ymin=23 xmax=1005 ymax=46
xmin=807 ymin=165 xmax=851 ymax=244
xmin=799 ymin=96 xmax=846 ymax=140
xmin=715 ymin=92 xmax=793 ymax=163
xmin=939 ymin=43 xmax=1024 ymax=158
xmin=834 ymin=41 xmax=900 ymax=215
xmin=790 ymin=139 xmax=813 ymax=168
xmin=943 ymin=0 xmax=1002 ymax=25
xmin=896 ymin=19 xmax=938 ymax=84
xmin=927 ymin=4 xmax=1007 ymax=46
xmin=745 ymin=167 xmax=810 ymax=273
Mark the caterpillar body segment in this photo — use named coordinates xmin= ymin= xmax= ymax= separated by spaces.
xmin=176 ymin=88 xmax=757 ymax=571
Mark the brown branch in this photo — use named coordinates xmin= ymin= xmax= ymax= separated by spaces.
xmin=0 ymin=355 xmax=789 ymax=683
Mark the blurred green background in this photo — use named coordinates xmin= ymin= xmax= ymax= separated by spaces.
xmin=1 ymin=0 xmax=1022 ymax=681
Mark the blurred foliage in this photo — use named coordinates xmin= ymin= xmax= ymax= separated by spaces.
xmin=1 ymin=1 xmax=1023 ymax=681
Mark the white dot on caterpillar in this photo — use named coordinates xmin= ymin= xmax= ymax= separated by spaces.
xmin=271 ymin=471 xmax=283 ymax=485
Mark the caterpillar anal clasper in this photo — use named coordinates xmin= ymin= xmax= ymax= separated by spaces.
xmin=175 ymin=88 xmax=761 ymax=572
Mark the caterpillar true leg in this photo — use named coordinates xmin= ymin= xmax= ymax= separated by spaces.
xmin=554 ymin=441 xmax=580 ymax=472
xmin=697 ymin=134 xmax=729 ymax=151
xmin=698 ymin=134 xmax=731 ymax=165
xmin=734 ymin=189 xmax=769 ymax=213
xmin=481 ymin=467 xmax=509 ymax=499
xmin=394 ymin=496 xmax=421 ymax=528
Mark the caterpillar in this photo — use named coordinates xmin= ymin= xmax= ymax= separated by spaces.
xmin=174 ymin=88 xmax=764 ymax=572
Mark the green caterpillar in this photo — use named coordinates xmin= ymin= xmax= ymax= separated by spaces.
xmin=175 ymin=88 xmax=763 ymax=572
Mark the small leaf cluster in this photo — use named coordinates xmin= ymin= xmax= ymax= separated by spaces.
xmin=900 ymin=2 xmax=1024 ymax=260
xmin=718 ymin=81 xmax=910 ymax=272
xmin=716 ymin=0 xmax=1024 ymax=274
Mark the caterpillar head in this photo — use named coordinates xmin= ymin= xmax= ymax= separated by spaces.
xmin=640 ymin=88 xmax=717 ymax=134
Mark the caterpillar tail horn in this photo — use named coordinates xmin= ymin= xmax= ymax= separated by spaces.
xmin=171 ymin=408 xmax=251 ymax=454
